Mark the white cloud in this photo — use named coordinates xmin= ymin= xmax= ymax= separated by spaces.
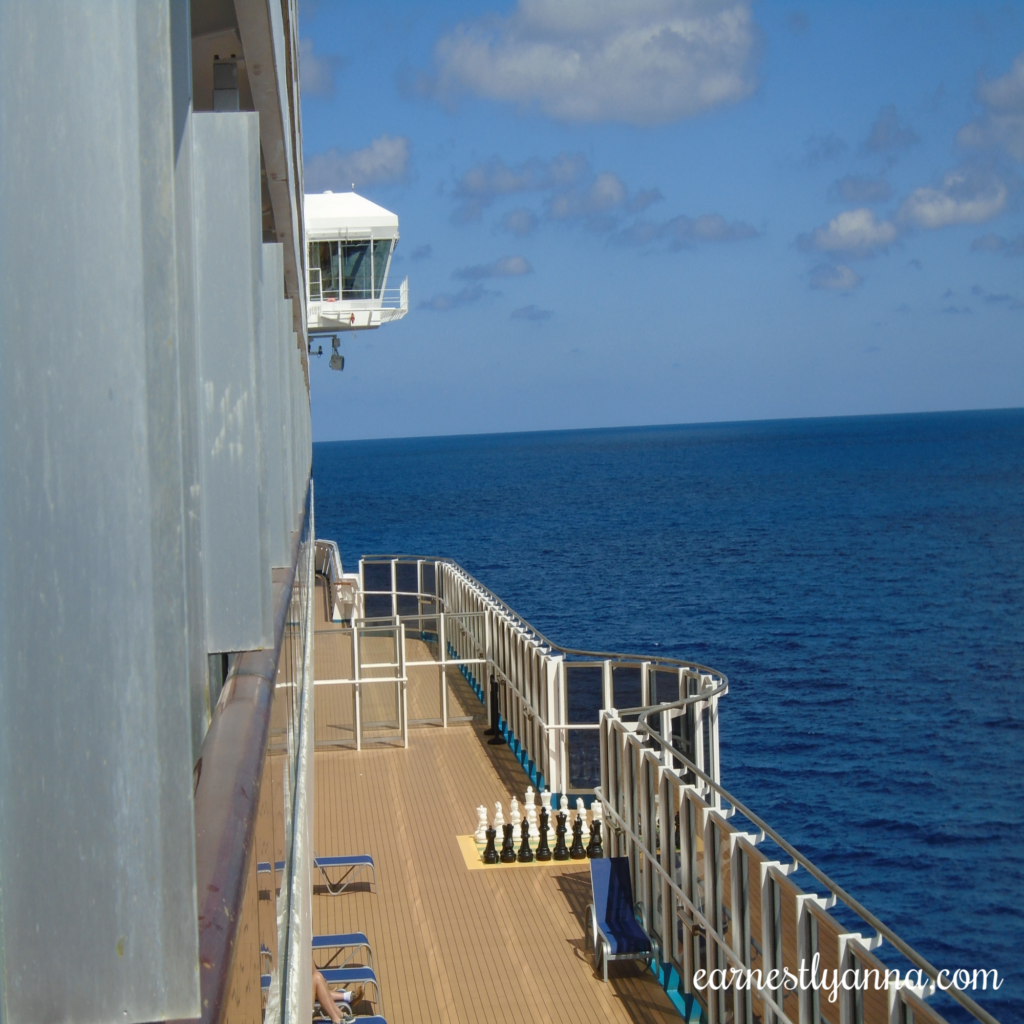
xmin=500 ymin=208 xmax=539 ymax=236
xmin=548 ymin=172 xmax=627 ymax=219
xmin=304 ymin=135 xmax=411 ymax=192
xmin=957 ymin=50 xmax=1024 ymax=161
xmin=419 ymin=283 xmax=497 ymax=311
xmin=431 ymin=0 xmax=758 ymax=125
xmin=511 ymin=304 xmax=553 ymax=322
xmin=862 ymin=104 xmax=919 ymax=154
xmin=898 ymin=169 xmax=1007 ymax=229
xmin=800 ymin=208 xmax=897 ymax=258
xmin=809 ymin=263 xmax=862 ymax=291
xmin=970 ymin=232 xmax=1024 ymax=256
xmin=617 ymin=211 xmax=759 ymax=248
xmin=299 ymin=38 xmax=343 ymax=99
xmin=454 ymin=255 xmax=533 ymax=280
xmin=829 ymin=175 xmax=892 ymax=204
xmin=452 ymin=152 xmax=589 ymax=222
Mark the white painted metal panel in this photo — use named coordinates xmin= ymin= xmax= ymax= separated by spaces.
xmin=191 ymin=111 xmax=273 ymax=652
xmin=0 ymin=3 xmax=200 ymax=1019
xmin=262 ymin=243 xmax=290 ymax=568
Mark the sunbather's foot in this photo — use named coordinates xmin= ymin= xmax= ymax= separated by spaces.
xmin=337 ymin=984 xmax=364 ymax=1006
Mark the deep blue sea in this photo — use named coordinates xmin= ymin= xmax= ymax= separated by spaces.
xmin=314 ymin=409 xmax=1023 ymax=1024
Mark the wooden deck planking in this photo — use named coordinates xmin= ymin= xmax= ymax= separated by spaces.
xmin=310 ymin=671 xmax=682 ymax=1024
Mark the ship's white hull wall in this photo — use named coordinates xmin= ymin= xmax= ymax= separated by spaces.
xmin=192 ymin=112 xmax=274 ymax=653
xmin=0 ymin=3 xmax=201 ymax=1020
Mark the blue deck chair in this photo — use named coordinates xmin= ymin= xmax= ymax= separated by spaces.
xmin=313 ymin=931 xmax=374 ymax=971
xmin=319 ymin=966 xmax=384 ymax=1016
xmin=315 ymin=854 xmax=376 ymax=895
xmin=585 ymin=857 xmax=656 ymax=982
xmin=257 ymin=855 xmax=376 ymax=896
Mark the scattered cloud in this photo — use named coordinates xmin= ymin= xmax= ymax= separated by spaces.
xmin=898 ymin=168 xmax=1007 ymax=229
xmin=418 ymin=283 xmax=498 ymax=311
xmin=305 ymin=135 xmax=411 ymax=192
xmin=803 ymin=132 xmax=847 ymax=167
xmin=965 ymin=283 xmax=1023 ymax=308
xmin=428 ymin=0 xmax=759 ymax=125
xmin=548 ymin=172 xmax=627 ymax=223
xmin=907 ymin=258 xmax=923 ymax=270
xmin=799 ymin=208 xmax=897 ymax=258
xmin=862 ymin=104 xmax=920 ymax=154
xmin=511 ymin=304 xmax=553 ymax=322
xmin=452 ymin=152 xmax=664 ymax=232
xmin=829 ymin=174 xmax=892 ymax=204
xmin=617 ymin=212 xmax=759 ymax=249
xmin=411 ymin=244 xmax=433 ymax=260
xmin=786 ymin=11 xmax=809 ymax=34
xmin=452 ymin=152 xmax=589 ymax=222
xmin=629 ymin=187 xmax=666 ymax=213
xmin=971 ymin=232 xmax=1024 ymax=255
xmin=501 ymin=208 xmax=539 ymax=236
xmin=300 ymin=38 xmax=344 ymax=98
xmin=956 ymin=50 xmax=1024 ymax=160
xmin=809 ymin=263 xmax=862 ymax=291
xmin=454 ymin=255 xmax=533 ymax=280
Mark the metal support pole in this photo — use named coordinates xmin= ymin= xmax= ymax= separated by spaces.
xmin=400 ymin=623 xmax=408 ymax=748
xmin=440 ymin=612 xmax=448 ymax=728
xmin=353 ymin=625 xmax=362 ymax=752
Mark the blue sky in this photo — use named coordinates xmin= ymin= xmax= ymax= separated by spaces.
xmin=298 ymin=1 xmax=1024 ymax=441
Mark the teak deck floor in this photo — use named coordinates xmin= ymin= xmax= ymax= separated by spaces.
xmin=311 ymin=591 xmax=681 ymax=1024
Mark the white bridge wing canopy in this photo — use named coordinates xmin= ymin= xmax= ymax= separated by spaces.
xmin=305 ymin=191 xmax=408 ymax=333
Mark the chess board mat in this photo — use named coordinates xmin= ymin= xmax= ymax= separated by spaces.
xmin=456 ymin=835 xmax=591 ymax=871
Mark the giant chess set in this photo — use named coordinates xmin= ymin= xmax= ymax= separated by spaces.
xmin=467 ymin=787 xmax=603 ymax=866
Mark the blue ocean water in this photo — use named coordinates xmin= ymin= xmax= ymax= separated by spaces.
xmin=314 ymin=409 xmax=1024 ymax=1023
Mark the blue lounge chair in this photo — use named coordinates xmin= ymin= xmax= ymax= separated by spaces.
xmin=313 ymin=931 xmax=375 ymax=971
xmin=315 ymin=854 xmax=376 ymax=895
xmin=319 ymin=966 xmax=384 ymax=1016
xmin=585 ymin=857 xmax=656 ymax=982
xmin=257 ymin=855 xmax=376 ymax=896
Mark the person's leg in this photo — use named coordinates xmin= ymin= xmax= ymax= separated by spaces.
xmin=312 ymin=970 xmax=344 ymax=1023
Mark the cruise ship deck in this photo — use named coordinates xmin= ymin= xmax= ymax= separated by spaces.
xmin=309 ymin=582 xmax=681 ymax=1024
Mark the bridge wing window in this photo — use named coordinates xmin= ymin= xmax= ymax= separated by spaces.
xmin=341 ymin=241 xmax=371 ymax=299
xmin=309 ymin=241 xmax=340 ymax=299
xmin=372 ymin=238 xmax=393 ymax=298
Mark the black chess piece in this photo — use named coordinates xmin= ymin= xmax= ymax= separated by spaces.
xmin=483 ymin=826 xmax=499 ymax=864
xmin=535 ymin=808 xmax=552 ymax=861
xmin=500 ymin=822 xmax=517 ymax=863
xmin=586 ymin=819 xmax=603 ymax=859
xmin=553 ymin=810 xmax=570 ymax=861
xmin=517 ymin=820 xmax=534 ymax=862
xmin=569 ymin=815 xmax=587 ymax=859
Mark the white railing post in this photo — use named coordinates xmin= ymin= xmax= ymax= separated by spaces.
xmin=352 ymin=623 xmax=362 ymax=752
xmin=439 ymin=611 xmax=448 ymax=728
xmin=399 ymin=622 xmax=408 ymax=748
xmin=390 ymin=558 xmax=397 ymax=619
xmin=484 ymin=608 xmax=494 ymax=725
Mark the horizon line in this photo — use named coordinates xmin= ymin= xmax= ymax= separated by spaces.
xmin=312 ymin=404 xmax=1024 ymax=447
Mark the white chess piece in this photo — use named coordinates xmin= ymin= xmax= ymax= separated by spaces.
xmin=475 ymin=805 xmax=488 ymax=844
xmin=525 ymin=788 xmax=538 ymax=839
xmin=493 ymin=802 xmax=504 ymax=830
xmin=576 ymin=797 xmax=588 ymax=834
xmin=510 ymin=797 xmax=521 ymax=830
xmin=560 ymin=793 xmax=571 ymax=830
xmin=541 ymin=789 xmax=553 ymax=816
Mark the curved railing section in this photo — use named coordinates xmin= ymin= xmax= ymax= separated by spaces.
xmin=353 ymin=554 xmax=727 ymax=801
xmin=597 ymin=692 xmax=1002 ymax=1024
